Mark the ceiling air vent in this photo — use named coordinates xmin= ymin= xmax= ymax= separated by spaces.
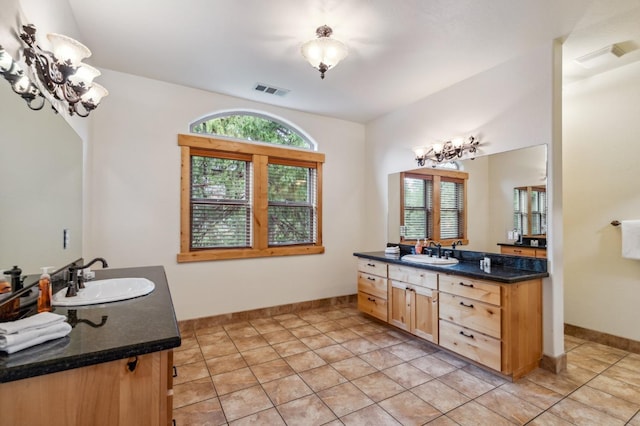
xmin=254 ymin=83 xmax=290 ymax=97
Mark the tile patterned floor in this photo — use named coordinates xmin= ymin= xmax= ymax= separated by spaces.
xmin=173 ymin=304 xmax=640 ymax=425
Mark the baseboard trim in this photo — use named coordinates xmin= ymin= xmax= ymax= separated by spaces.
xmin=178 ymin=294 xmax=357 ymax=334
xmin=565 ymin=323 xmax=640 ymax=354
xmin=540 ymin=353 xmax=567 ymax=374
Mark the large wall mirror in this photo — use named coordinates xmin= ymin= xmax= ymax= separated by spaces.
xmin=388 ymin=144 xmax=547 ymax=254
xmin=0 ymin=61 xmax=83 ymax=276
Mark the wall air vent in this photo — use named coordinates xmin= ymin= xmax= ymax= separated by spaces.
xmin=254 ymin=83 xmax=290 ymax=97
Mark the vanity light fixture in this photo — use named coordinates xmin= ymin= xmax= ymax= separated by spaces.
xmin=19 ymin=24 xmax=108 ymax=117
xmin=0 ymin=47 xmax=45 ymax=110
xmin=414 ymin=136 xmax=480 ymax=167
xmin=301 ymin=25 xmax=348 ymax=79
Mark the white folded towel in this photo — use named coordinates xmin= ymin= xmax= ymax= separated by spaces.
xmin=0 ymin=312 xmax=66 ymax=335
xmin=0 ymin=322 xmax=72 ymax=354
xmin=621 ymin=220 xmax=640 ymax=260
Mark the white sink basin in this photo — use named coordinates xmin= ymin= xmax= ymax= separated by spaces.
xmin=402 ymin=254 xmax=459 ymax=265
xmin=52 ymin=278 xmax=155 ymax=306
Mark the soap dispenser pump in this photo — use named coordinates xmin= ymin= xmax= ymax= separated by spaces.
xmin=37 ymin=266 xmax=53 ymax=313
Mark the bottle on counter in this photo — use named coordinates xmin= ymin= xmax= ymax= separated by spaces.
xmin=37 ymin=266 xmax=53 ymax=313
xmin=0 ymin=273 xmax=19 ymax=320
xmin=414 ymin=239 xmax=423 ymax=254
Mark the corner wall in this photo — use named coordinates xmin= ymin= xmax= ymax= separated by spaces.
xmin=563 ymin=60 xmax=640 ymax=341
xmin=85 ymin=70 xmax=366 ymax=321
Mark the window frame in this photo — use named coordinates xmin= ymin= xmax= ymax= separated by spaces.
xmin=178 ymin=134 xmax=325 ymax=262
xmin=399 ymin=167 xmax=468 ymax=246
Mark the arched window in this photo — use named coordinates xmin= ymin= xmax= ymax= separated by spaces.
xmin=190 ymin=111 xmax=315 ymax=150
xmin=179 ymin=111 xmax=324 ymax=262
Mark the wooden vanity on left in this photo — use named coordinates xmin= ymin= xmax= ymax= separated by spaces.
xmin=0 ymin=266 xmax=181 ymax=426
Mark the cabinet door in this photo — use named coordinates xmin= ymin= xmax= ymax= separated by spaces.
xmin=412 ymin=287 xmax=438 ymax=343
xmin=389 ymin=281 xmax=411 ymax=331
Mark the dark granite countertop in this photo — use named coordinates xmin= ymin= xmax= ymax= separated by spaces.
xmin=354 ymin=251 xmax=548 ymax=283
xmin=0 ymin=265 xmax=181 ymax=383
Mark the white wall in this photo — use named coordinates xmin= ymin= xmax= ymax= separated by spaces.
xmin=85 ymin=70 xmax=366 ymax=321
xmin=563 ymin=60 xmax=640 ymax=341
xmin=364 ymin=43 xmax=565 ymax=357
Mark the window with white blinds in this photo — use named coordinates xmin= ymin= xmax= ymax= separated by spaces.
xmin=401 ymin=169 xmax=467 ymax=244
xmin=178 ymin=134 xmax=325 ymax=262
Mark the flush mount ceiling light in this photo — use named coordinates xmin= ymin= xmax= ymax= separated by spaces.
xmin=301 ymin=25 xmax=348 ymax=79
xmin=414 ymin=136 xmax=480 ymax=167
xmin=574 ymin=44 xmax=625 ymax=69
xmin=19 ymin=24 xmax=108 ymax=117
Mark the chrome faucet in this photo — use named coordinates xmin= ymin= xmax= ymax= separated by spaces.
xmin=66 ymin=258 xmax=109 ymax=297
xmin=427 ymin=241 xmax=442 ymax=258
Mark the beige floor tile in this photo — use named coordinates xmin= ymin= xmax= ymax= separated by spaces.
xmin=364 ymin=331 xmax=406 ymax=348
xmin=628 ymin=411 xmax=640 ymax=426
xmin=349 ymin=323 xmax=385 ymax=337
xmin=251 ymin=322 xmax=285 ymax=335
xmin=317 ymin=382 xmax=374 ymax=417
xmin=249 ymin=358 xmax=295 ymax=384
xmin=173 ymin=377 xmax=217 ymax=409
xmin=526 ymin=368 xmax=581 ymax=395
xmin=475 ymin=387 xmax=543 ymax=424
xmin=206 ymin=352 xmax=248 ymax=375
xmin=194 ymin=324 xmax=225 ymax=336
xmin=603 ymin=364 xmax=640 ymax=388
xmin=212 ymin=366 xmax=258 ymax=395
xmin=409 ymin=354 xmax=457 ymax=377
xmin=262 ymin=329 xmax=296 ymax=345
xmin=313 ymin=320 xmax=344 ymax=333
xmin=564 ymin=334 xmax=587 ymax=350
xmin=617 ymin=353 xmax=640 ymax=372
xmin=228 ymin=407 xmax=286 ymax=425
xmin=299 ymin=364 xmax=348 ymax=392
xmin=566 ymin=350 xmax=613 ymax=373
xmin=223 ymin=321 xmax=252 ymax=331
xmin=300 ymin=333 xmax=336 ymax=350
xmin=386 ymin=341 xmax=434 ymax=361
xmin=438 ymin=369 xmax=496 ymax=398
xmin=462 ymin=363 xmax=507 ymax=387
xmin=587 ymin=374 xmax=640 ymax=405
xmin=351 ymin=371 xmax=406 ymax=402
xmin=279 ymin=317 xmax=309 ymax=329
xmin=314 ymin=344 xmax=354 ymax=363
xmin=219 ymin=385 xmax=273 ymax=422
xmin=326 ymin=328 xmax=361 ymax=343
xmin=527 ymin=411 xmax=574 ymax=425
xmin=424 ymin=415 xmax=459 ymax=425
xmin=336 ymin=316 xmax=367 ymax=328
xmin=174 ymin=347 xmax=204 ymax=366
xmin=569 ymin=384 xmax=640 ymax=422
xmin=200 ymin=341 xmax=238 ymax=358
xmin=432 ymin=350 xmax=469 ymax=368
xmin=197 ymin=330 xmax=231 ymax=346
xmin=174 ymin=360 xmax=210 ymax=385
xmin=226 ymin=325 xmax=259 ymax=339
xmin=173 ymin=397 xmax=227 ymax=426
xmin=499 ymin=378 xmax=563 ymax=410
xmin=176 ymin=335 xmax=200 ymax=352
xmin=568 ymin=342 xmax=628 ymax=365
xmin=411 ymin=379 xmax=470 ymax=412
xmin=331 ymin=356 xmax=378 ymax=380
xmin=446 ymin=401 xmax=513 ymax=426
xmin=560 ymin=363 xmax=599 ymax=387
xmin=341 ymin=337 xmax=381 ymax=355
xmin=358 ymin=349 xmax=404 ymax=370
xmin=298 ymin=312 xmax=332 ymax=324
xmin=273 ymin=313 xmax=298 ymax=322
xmin=290 ymin=324 xmax=322 ymax=338
xmin=231 ymin=334 xmax=269 ymax=352
xmin=340 ymin=404 xmax=402 ymax=425
xmin=382 ymin=362 xmax=433 ymax=388
xmin=378 ymin=391 xmax=441 ymax=425
xmin=285 ymin=350 xmax=327 ymax=372
xmin=549 ymin=397 xmax=625 ymax=425
xmin=240 ymin=345 xmax=280 ymax=366
xmin=261 ymin=374 xmax=314 ymax=405
xmin=276 ymin=394 xmax=337 ymax=425
xmin=272 ymin=339 xmax=309 ymax=357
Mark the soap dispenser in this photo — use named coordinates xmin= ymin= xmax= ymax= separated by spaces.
xmin=37 ymin=266 xmax=53 ymax=313
xmin=414 ymin=239 xmax=423 ymax=254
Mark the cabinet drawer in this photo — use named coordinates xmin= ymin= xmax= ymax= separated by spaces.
xmin=388 ymin=264 xmax=438 ymax=289
xmin=439 ymin=320 xmax=501 ymax=371
xmin=357 ymin=259 xmax=388 ymax=277
xmin=439 ymin=275 xmax=501 ymax=306
xmin=535 ymin=249 xmax=547 ymax=258
xmin=358 ymin=272 xmax=387 ymax=299
xmin=358 ymin=292 xmax=388 ymax=322
xmin=439 ymin=293 xmax=501 ymax=339
xmin=501 ymin=246 xmax=536 ymax=257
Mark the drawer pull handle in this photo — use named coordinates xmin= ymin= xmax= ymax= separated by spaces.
xmin=367 ymin=277 xmax=376 ymax=281
xmin=367 ymin=297 xmax=376 ymax=302
xmin=459 ymin=301 xmax=474 ymax=308
xmin=367 ymin=263 xmax=376 ymax=267
xmin=459 ymin=282 xmax=474 ymax=288
xmin=459 ymin=330 xmax=474 ymax=339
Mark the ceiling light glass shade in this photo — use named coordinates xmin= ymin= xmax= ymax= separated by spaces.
xmin=301 ymin=25 xmax=348 ymax=79
xmin=68 ymin=63 xmax=101 ymax=87
xmin=80 ymin=82 xmax=108 ymax=105
xmin=46 ymin=33 xmax=91 ymax=66
xmin=0 ymin=50 xmax=12 ymax=72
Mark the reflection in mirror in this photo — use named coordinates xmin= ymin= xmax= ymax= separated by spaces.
xmin=0 ymin=54 xmax=82 ymax=276
xmin=389 ymin=145 xmax=547 ymax=254
xmin=514 ymin=186 xmax=547 ymax=237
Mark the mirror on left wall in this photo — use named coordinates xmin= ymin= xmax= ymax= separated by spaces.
xmin=0 ymin=61 xmax=82 ymax=276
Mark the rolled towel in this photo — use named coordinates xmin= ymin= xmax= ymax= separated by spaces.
xmin=0 ymin=321 xmax=72 ymax=354
xmin=0 ymin=312 xmax=66 ymax=335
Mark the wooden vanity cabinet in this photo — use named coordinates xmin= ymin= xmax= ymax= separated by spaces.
xmin=500 ymin=245 xmax=547 ymax=258
xmin=388 ymin=264 xmax=438 ymax=343
xmin=357 ymin=259 xmax=388 ymax=322
xmin=0 ymin=350 xmax=174 ymax=426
